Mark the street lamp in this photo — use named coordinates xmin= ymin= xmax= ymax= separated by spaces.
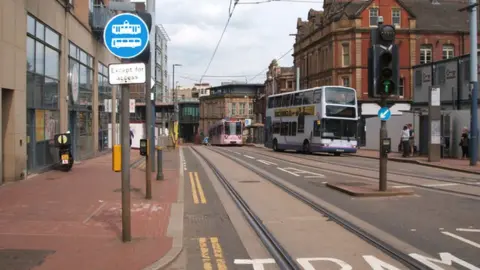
xmin=172 ymin=64 xmax=182 ymax=121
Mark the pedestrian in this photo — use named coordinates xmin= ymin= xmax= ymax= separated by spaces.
xmin=130 ymin=129 xmax=134 ymax=147
xmin=401 ymin=125 xmax=410 ymax=157
xmin=408 ymin=123 xmax=415 ymax=156
xmin=459 ymin=127 xmax=469 ymax=159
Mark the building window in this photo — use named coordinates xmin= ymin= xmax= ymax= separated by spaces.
xmin=98 ymin=62 xmax=111 ymax=152
xmin=248 ymin=102 xmax=253 ymax=115
xmin=342 ymin=77 xmax=350 ymax=87
xmin=419 ymin=45 xmax=432 ymax=64
xmin=287 ymin=81 xmax=293 ymax=89
xmin=232 ymin=102 xmax=237 ymax=116
xmin=369 ymin=8 xmax=379 ymax=26
xmin=392 ymin=9 xmax=401 ymax=26
xmin=26 ymin=14 xmax=61 ymax=172
xmin=239 ymin=102 xmax=246 ymax=115
xmin=342 ymin=43 xmax=350 ymax=67
xmin=228 ymin=103 xmax=232 ymax=116
xmin=69 ymin=41 xmax=94 ymax=160
xmin=398 ymin=77 xmax=405 ymax=97
xmin=442 ymin=44 xmax=455 ymax=59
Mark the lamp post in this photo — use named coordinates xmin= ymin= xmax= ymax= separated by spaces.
xmin=172 ymin=64 xmax=182 ymax=147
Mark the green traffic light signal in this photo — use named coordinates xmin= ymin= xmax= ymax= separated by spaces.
xmin=383 ymin=80 xmax=391 ymax=94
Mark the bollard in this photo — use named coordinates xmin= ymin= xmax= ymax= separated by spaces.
xmin=156 ymin=146 xmax=164 ymax=180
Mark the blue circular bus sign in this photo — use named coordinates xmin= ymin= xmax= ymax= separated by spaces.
xmin=103 ymin=13 xmax=149 ymax=59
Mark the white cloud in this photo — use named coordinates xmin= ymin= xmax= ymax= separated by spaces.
xmin=154 ymin=0 xmax=322 ymax=87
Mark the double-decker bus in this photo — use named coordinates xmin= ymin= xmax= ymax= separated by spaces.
xmin=208 ymin=119 xmax=243 ymax=145
xmin=264 ymin=85 xmax=358 ymax=155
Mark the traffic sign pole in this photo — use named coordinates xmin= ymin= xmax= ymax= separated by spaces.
xmin=104 ymin=12 xmax=151 ymax=242
xmin=379 ymin=96 xmax=388 ymax=191
xmin=120 ymin=83 xmax=132 ymax=242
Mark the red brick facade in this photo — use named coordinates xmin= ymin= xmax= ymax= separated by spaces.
xmin=293 ymin=0 xmax=478 ymax=101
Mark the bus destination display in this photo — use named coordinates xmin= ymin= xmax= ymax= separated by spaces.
xmin=325 ymin=105 xmax=356 ymax=118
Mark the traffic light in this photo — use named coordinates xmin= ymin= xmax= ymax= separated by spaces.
xmin=368 ymin=23 xmax=399 ymax=98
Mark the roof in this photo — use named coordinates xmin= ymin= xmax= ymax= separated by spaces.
xmin=297 ymin=0 xmax=471 ymax=39
xmin=402 ymin=0 xmax=470 ymax=32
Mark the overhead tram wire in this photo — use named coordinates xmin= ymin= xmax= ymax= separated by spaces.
xmin=249 ymin=48 xmax=293 ymax=81
xmin=200 ymin=0 xmax=239 ymax=83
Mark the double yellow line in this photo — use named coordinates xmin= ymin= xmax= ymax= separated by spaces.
xmin=189 ymin=172 xmax=207 ymax=204
xmin=198 ymin=237 xmax=227 ymax=270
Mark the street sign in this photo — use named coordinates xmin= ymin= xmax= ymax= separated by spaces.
xmin=151 ymin=78 xmax=155 ymax=89
xmin=129 ymin=99 xmax=136 ymax=113
xmin=109 ymin=63 xmax=146 ymax=85
xmin=103 ymin=13 xmax=149 ymax=59
xmin=245 ymin=119 xmax=252 ymax=127
xmin=377 ymin=107 xmax=391 ymax=121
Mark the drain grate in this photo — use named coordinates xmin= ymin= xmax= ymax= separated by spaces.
xmin=0 ymin=249 xmax=55 ymax=270
xmin=238 ymin=180 xmax=260 ymax=183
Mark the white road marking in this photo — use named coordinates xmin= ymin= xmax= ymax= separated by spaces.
xmin=392 ymin=185 xmax=414 ymax=189
xmin=457 ymin=228 xmax=480 ymax=233
xmin=442 ymin=231 xmax=480 ymax=249
xmin=277 ymin=167 xmax=325 ymax=178
xmin=423 ymin=183 xmax=458 ymax=187
xmin=257 ymin=160 xmax=277 ymax=165
xmin=277 ymin=167 xmax=300 ymax=176
xmin=244 ymin=155 xmax=255 ymax=159
xmin=322 ymin=181 xmax=328 ymax=184
xmin=233 ymin=151 xmax=241 ymax=155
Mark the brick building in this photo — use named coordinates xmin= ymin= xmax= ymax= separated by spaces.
xmin=264 ymin=60 xmax=296 ymax=96
xmin=199 ymin=84 xmax=262 ymax=134
xmin=293 ymin=0 xmax=478 ymax=101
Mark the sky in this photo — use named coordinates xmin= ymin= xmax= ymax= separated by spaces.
xmin=154 ymin=0 xmax=324 ymax=88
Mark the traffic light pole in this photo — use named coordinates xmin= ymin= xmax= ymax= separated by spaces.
xmin=469 ymin=0 xmax=478 ymax=166
xmin=379 ymin=97 xmax=388 ymax=191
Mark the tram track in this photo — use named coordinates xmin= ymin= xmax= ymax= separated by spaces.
xmin=194 ymin=146 xmax=428 ymax=270
xmin=190 ymin=147 xmax=301 ymax=269
xmin=235 ymin=146 xmax=480 ymax=198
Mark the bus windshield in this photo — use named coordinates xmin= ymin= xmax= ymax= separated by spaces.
xmin=225 ymin=122 xmax=241 ymax=135
xmin=325 ymin=87 xmax=356 ymax=105
xmin=322 ymin=119 xmax=357 ymax=139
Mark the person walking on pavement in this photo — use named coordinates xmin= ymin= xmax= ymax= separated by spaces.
xmin=408 ymin=123 xmax=415 ymax=156
xmin=460 ymin=127 xmax=469 ymax=159
xmin=401 ymin=125 xmax=410 ymax=157
xmin=130 ymin=129 xmax=134 ymax=147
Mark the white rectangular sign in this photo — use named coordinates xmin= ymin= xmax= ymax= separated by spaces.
xmin=109 ymin=63 xmax=146 ymax=85
xmin=129 ymin=99 xmax=135 ymax=113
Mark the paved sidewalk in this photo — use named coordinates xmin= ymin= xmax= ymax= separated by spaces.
xmin=355 ymin=149 xmax=480 ymax=174
xmin=0 ymin=149 xmax=182 ymax=270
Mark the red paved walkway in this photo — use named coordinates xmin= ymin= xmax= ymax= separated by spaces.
xmin=355 ymin=149 xmax=480 ymax=174
xmin=0 ymin=149 xmax=179 ymax=270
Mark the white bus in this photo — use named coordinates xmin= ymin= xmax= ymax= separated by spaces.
xmin=264 ymin=85 xmax=358 ymax=155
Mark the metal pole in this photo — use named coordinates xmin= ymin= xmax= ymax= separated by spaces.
xmin=148 ymin=0 xmax=156 ymax=172
xmin=120 ymin=84 xmax=131 ymax=242
xmin=145 ymin=59 xmax=152 ymax=200
xmin=296 ymin=67 xmax=300 ymax=91
xmin=379 ymin=97 xmax=387 ymax=191
xmin=469 ymin=0 xmax=478 ymax=166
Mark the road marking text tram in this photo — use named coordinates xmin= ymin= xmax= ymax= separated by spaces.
xmin=234 ymin=252 xmax=480 ymax=270
xmin=198 ymin=237 xmax=227 ymax=270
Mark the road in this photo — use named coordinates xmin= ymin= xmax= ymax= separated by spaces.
xmin=214 ymin=146 xmax=480 ymax=268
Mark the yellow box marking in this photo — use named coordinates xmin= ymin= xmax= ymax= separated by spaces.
xmin=189 ymin=172 xmax=200 ymax=204
xmin=198 ymin=237 xmax=213 ymax=270
xmin=195 ymin=172 xmax=207 ymax=204
xmin=210 ymin=237 xmax=227 ymax=270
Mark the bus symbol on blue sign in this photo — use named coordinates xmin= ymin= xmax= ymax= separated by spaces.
xmin=103 ymin=13 xmax=149 ymax=59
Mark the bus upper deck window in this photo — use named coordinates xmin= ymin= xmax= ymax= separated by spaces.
xmin=304 ymin=91 xmax=313 ymax=104
xmin=294 ymin=93 xmax=302 ymax=106
xmin=313 ymin=90 xmax=322 ymax=103
xmin=282 ymin=94 xmax=292 ymax=107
